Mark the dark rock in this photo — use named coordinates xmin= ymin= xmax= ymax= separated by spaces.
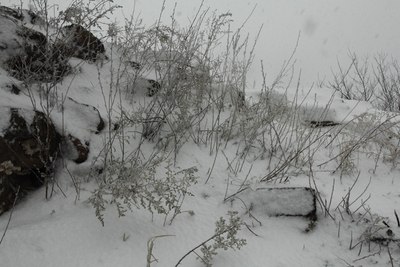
xmin=308 ymin=120 xmax=340 ymax=128
xmin=128 ymin=61 xmax=141 ymax=70
xmin=16 ymin=26 xmax=47 ymax=45
xmin=113 ymin=122 xmax=120 ymax=131
xmin=0 ymin=6 xmax=23 ymax=21
xmin=6 ymin=84 xmax=21 ymax=95
xmin=0 ymin=6 xmax=44 ymax=25
xmin=147 ymin=79 xmax=161 ymax=97
xmin=58 ymin=98 xmax=104 ymax=164
xmin=60 ymin=24 xmax=105 ymax=61
xmin=0 ymin=7 xmax=71 ymax=82
xmin=27 ymin=9 xmax=43 ymax=25
xmin=236 ymin=91 xmax=245 ymax=110
xmin=11 ymin=84 xmax=20 ymax=95
xmin=0 ymin=108 xmax=61 ymax=215
xmin=6 ymin=48 xmax=71 ymax=82
xmin=66 ymin=134 xmax=90 ymax=164
xmin=4 ymin=21 xmax=71 ymax=82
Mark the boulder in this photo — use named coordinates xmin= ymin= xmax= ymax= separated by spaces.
xmin=6 ymin=46 xmax=71 ymax=82
xmin=57 ymin=97 xmax=104 ymax=164
xmin=0 ymin=15 xmax=25 ymax=63
xmin=0 ymin=9 xmax=71 ymax=82
xmin=26 ymin=9 xmax=45 ymax=25
xmin=127 ymin=61 xmax=141 ymax=70
xmin=0 ymin=6 xmax=23 ymax=21
xmin=244 ymin=187 xmax=316 ymax=219
xmin=307 ymin=120 xmax=340 ymax=128
xmin=146 ymin=79 xmax=161 ymax=97
xmin=0 ymin=108 xmax=61 ymax=214
xmin=236 ymin=186 xmax=317 ymax=231
xmin=65 ymin=134 xmax=90 ymax=164
xmin=59 ymin=24 xmax=105 ymax=61
xmin=0 ymin=6 xmax=44 ymax=25
xmin=4 ymin=83 xmax=21 ymax=95
xmin=62 ymin=97 xmax=105 ymax=134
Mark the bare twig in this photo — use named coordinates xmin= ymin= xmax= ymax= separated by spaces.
xmin=0 ymin=186 xmax=20 ymax=246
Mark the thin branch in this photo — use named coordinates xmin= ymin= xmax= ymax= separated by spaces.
xmin=0 ymin=186 xmax=20 ymax=246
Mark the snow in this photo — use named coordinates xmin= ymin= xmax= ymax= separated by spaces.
xmin=0 ymin=16 xmax=22 ymax=63
xmin=50 ymin=97 xmax=102 ymax=142
xmin=0 ymin=2 xmax=400 ymax=267
xmin=239 ymin=187 xmax=316 ymax=217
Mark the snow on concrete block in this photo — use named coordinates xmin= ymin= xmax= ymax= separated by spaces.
xmin=243 ymin=187 xmax=317 ymax=220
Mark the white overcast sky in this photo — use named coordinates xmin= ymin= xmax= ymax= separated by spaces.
xmin=5 ymin=0 xmax=400 ymax=87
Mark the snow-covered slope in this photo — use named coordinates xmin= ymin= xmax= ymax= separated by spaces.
xmin=0 ymin=4 xmax=400 ymax=267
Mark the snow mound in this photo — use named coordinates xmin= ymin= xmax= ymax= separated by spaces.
xmin=239 ymin=187 xmax=316 ymax=218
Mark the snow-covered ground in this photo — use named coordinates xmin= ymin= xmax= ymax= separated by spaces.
xmin=1 ymin=2 xmax=400 ymax=267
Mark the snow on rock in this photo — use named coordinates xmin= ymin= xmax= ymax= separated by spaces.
xmin=0 ymin=108 xmax=60 ymax=215
xmin=270 ymin=86 xmax=374 ymax=126
xmin=50 ymin=97 xmax=104 ymax=164
xmin=364 ymin=223 xmax=400 ymax=245
xmin=239 ymin=187 xmax=317 ymax=219
xmin=299 ymin=97 xmax=373 ymax=126
xmin=0 ymin=6 xmax=44 ymax=26
xmin=0 ymin=6 xmax=107 ymax=84
xmin=64 ymin=134 xmax=90 ymax=164
xmin=57 ymin=24 xmax=106 ymax=62
xmin=0 ymin=8 xmax=70 ymax=82
xmin=0 ymin=90 xmax=104 ymax=214
xmin=50 ymin=97 xmax=104 ymax=142
xmin=0 ymin=15 xmax=24 ymax=64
